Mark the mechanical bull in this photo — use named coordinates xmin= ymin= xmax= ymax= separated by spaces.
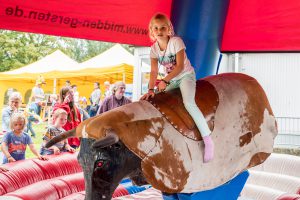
xmin=46 ymin=73 xmax=278 ymax=200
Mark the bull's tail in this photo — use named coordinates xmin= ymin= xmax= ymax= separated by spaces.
xmin=45 ymin=129 xmax=76 ymax=148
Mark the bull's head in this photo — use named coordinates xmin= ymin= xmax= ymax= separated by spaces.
xmin=46 ymin=102 xmax=162 ymax=200
xmin=77 ymin=138 xmax=147 ymax=200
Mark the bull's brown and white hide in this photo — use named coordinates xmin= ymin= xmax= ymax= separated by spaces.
xmin=76 ymin=73 xmax=277 ymax=194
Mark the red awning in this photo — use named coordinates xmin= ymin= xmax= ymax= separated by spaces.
xmin=221 ymin=0 xmax=300 ymax=52
xmin=0 ymin=0 xmax=172 ymax=46
xmin=2 ymin=0 xmax=300 ymax=51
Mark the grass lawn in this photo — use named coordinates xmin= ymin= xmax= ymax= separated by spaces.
xmin=25 ymin=122 xmax=48 ymax=159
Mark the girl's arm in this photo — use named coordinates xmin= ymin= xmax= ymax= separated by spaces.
xmin=1 ymin=142 xmax=16 ymax=162
xmin=140 ymin=58 xmax=158 ymax=100
xmin=157 ymin=49 xmax=185 ymax=92
xmin=29 ymin=144 xmax=48 ymax=160
xmin=162 ymin=49 xmax=185 ymax=82
xmin=148 ymin=58 xmax=159 ymax=89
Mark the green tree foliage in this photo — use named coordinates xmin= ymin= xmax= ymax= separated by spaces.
xmin=0 ymin=30 xmax=57 ymax=71
xmin=61 ymin=38 xmax=115 ymax=62
xmin=0 ymin=30 xmax=133 ymax=72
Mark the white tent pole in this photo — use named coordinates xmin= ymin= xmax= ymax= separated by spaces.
xmin=234 ymin=53 xmax=239 ymax=72
xmin=53 ymin=78 xmax=57 ymax=94
xmin=132 ymin=48 xmax=141 ymax=101
xmin=123 ymin=72 xmax=126 ymax=83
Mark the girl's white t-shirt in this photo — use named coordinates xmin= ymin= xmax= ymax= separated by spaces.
xmin=150 ymin=36 xmax=194 ymax=80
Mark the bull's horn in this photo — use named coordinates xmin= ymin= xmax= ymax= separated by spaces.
xmin=45 ymin=128 xmax=76 ymax=148
xmin=92 ymin=133 xmax=119 ymax=149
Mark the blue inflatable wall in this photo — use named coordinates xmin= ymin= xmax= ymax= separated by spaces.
xmin=171 ymin=0 xmax=230 ymax=79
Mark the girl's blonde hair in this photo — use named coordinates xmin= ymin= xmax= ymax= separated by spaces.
xmin=9 ymin=112 xmax=27 ymax=131
xmin=53 ymin=108 xmax=68 ymax=119
xmin=148 ymin=13 xmax=175 ymax=42
xmin=51 ymin=108 xmax=68 ymax=125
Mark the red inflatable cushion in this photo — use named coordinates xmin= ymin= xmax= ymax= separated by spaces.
xmin=32 ymin=152 xmax=82 ymax=179
xmin=60 ymin=185 xmax=131 ymax=200
xmin=3 ymin=172 xmax=84 ymax=200
xmin=278 ymin=194 xmax=300 ymax=200
xmin=59 ymin=191 xmax=85 ymax=200
xmin=0 ymin=159 xmax=45 ymax=195
xmin=57 ymin=173 xmax=85 ymax=194
xmin=0 ymin=152 xmax=82 ymax=196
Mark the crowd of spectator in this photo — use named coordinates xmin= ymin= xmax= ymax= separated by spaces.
xmin=0 ymin=79 xmax=131 ymax=170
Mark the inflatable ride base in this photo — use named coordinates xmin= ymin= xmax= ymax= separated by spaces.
xmin=163 ymin=171 xmax=249 ymax=200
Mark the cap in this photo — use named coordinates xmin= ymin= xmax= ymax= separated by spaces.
xmin=36 ymin=75 xmax=46 ymax=85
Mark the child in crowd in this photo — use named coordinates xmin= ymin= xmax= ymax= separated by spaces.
xmin=53 ymin=86 xmax=81 ymax=149
xmin=140 ymin=13 xmax=214 ymax=162
xmin=1 ymin=91 xmax=22 ymax=134
xmin=103 ymin=81 xmax=112 ymax=98
xmin=1 ymin=112 xmax=48 ymax=163
xmin=50 ymin=94 xmax=58 ymax=107
xmin=80 ymin=96 xmax=88 ymax=111
xmin=25 ymin=96 xmax=42 ymax=138
xmin=89 ymin=82 xmax=101 ymax=117
xmin=40 ymin=109 xmax=75 ymax=155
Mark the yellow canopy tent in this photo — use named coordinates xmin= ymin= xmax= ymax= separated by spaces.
xmin=0 ymin=44 xmax=134 ymax=109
